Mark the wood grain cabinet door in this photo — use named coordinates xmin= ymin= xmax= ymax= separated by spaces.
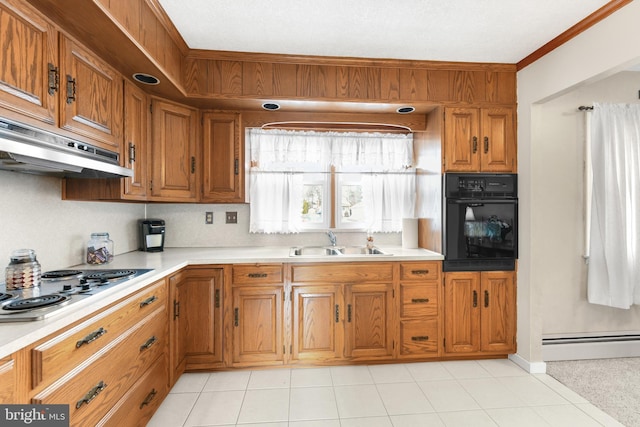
xmin=344 ymin=283 xmax=394 ymax=360
xmin=444 ymin=272 xmax=481 ymax=354
xmin=59 ymin=35 xmax=123 ymax=151
xmin=232 ymin=286 xmax=283 ymax=365
xmin=480 ymin=108 xmax=516 ymax=172
xmin=444 ymin=107 xmax=480 ymax=171
xmin=0 ymin=0 xmax=58 ymax=125
xmin=291 ymin=285 xmax=344 ymax=362
xmin=0 ymin=356 xmax=16 ymax=403
xmin=122 ymin=80 xmax=148 ymax=199
xmin=201 ymin=112 xmax=243 ymax=202
xmin=480 ymin=271 xmax=516 ymax=353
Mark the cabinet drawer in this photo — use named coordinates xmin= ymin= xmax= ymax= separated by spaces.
xmin=291 ymin=263 xmax=393 ymax=283
xmin=400 ymin=319 xmax=439 ymax=356
xmin=400 ymin=283 xmax=438 ymax=317
xmin=32 ymin=306 xmax=167 ymax=427
xmin=32 ymin=280 xmax=166 ymax=388
xmin=97 ymin=355 xmax=169 ymax=427
xmin=232 ymin=264 xmax=283 ymax=284
xmin=399 ymin=262 xmax=441 ymax=281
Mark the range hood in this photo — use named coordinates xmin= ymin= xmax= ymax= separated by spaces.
xmin=0 ymin=118 xmax=133 ymax=178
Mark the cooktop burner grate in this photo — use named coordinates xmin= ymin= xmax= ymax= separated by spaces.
xmin=0 ymin=292 xmax=14 ymax=302
xmin=42 ymin=270 xmax=83 ymax=280
xmin=3 ymin=294 xmax=69 ymax=311
xmin=84 ymin=270 xmax=136 ymax=282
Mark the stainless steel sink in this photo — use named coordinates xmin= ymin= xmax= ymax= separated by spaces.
xmin=289 ymin=245 xmax=391 ymax=257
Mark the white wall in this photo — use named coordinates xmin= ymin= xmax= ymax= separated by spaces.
xmin=0 ymin=171 xmax=144 ymax=272
xmin=517 ymin=0 xmax=640 ymax=365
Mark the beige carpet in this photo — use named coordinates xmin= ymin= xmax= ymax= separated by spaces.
xmin=546 ymin=358 xmax=640 ymax=427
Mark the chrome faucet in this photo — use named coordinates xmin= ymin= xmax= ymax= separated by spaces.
xmin=326 ymin=230 xmax=337 ymax=246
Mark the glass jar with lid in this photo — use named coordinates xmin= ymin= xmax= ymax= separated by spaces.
xmin=5 ymin=249 xmax=42 ymax=290
xmin=86 ymin=232 xmax=114 ymax=265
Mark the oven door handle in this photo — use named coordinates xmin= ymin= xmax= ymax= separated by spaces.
xmin=448 ymin=199 xmax=517 ymax=205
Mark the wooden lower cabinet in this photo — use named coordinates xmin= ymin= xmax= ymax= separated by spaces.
xmin=0 ymin=356 xmax=16 ymax=403
xmin=444 ymin=271 xmax=516 ymax=355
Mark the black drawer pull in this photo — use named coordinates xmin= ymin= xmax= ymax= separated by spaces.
xmin=140 ymin=295 xmax=158 ymax=308
xmin=411 ymin=270 xmax=429 ymax=275
xmin=247 ymin=273 xmax=268 ymax=278
xmin=484 ymin=136 xmax=489 ymax=153
xmin=140 ymin=336 xmax=157 ymax=352
xmin=335 ymin=305 xmax=339 ymax=323
xmin=485 ymin=290 xmax=490 ymax=308
xmin=411 ymin=336 xmax=429 ymax=342
xmin=347 ymin=304 xmax=352 ymax=323
xmin=411 ymin=298 xmax=430 ymax=303
xmin=140 ymin=388 xmax=157 ymax=409
xmin=472 ymin=136 xmax=478 ymax=153
xmin=66 ymin=75 xmax=76 ymax=104
xmin=473 ymin=290 xmax=478 ymax=308
xmin=76 ymin=327 xmax=107 ymax=348
xmin=76 ymin=381 xmax=106 ymax=409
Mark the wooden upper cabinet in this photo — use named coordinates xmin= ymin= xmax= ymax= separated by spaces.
xmin=201 ymin=112 xmax=243 ymax=203
xmin=59 ymin=35 xmax=123 ymax=151
xmin=0 ymin=0 xmax=58 ymax=125
xmin=149 ymin=98 xmax=198 ymax=201
xmin=122 ymin=80 xmax=148 ymax=199
xmin=444 ymin=107 xmax=516 ymax=172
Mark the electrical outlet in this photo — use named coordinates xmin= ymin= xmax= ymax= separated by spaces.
xmin=205 ymin=212 xmax=213 ymax=224
xmin=225 ymin=211 xmax=238 ymax=224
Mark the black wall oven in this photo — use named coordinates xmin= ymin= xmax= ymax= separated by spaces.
xmin=443 ymin=173 xmax=518 ymax=271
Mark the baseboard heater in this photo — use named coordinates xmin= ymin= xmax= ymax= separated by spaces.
xmin=542 ymin=334 xmax=640 ymax=361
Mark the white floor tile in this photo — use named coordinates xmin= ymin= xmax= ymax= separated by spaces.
xmin=368 ymin=364 xmax=414 ymax=384
xmin=234 ymin=423 xmax=288 ymax=427
xmin=339 ymin=416 xmax=393 ymax=427
xmin=477 ymin=359 xmax=529 ymax=377
xmin=438 ymin=410 xmax=498 ymax=427
xmin=334 ymin=384 xmax=387 ymax=418
xmin=404 ymin=361 xmax=454 ymax=382
xmin=533 ymin=374 xmax=590 ymax=404
xmin=203 ymin=370 xmax=251 ymax=391
xmin=485 ymin=407 xmax=552 ymax=427
xmin=183 ymin=390 xmax=244 ymax=426
xmin=459 ymin=377 xmax=525 ymax=409
xmin=146 ymin=392 xmax=199 ymax=427
xmin=237 ymin=388 xmax=290 ymax=424
xmin=418 ymin=380 xmax=480 ymax=412
xmin=441 ymin=360 xmax=492 ymax=379
xmin=376 ymin=382 xmax=434 ymax=415
xmin=533 ymin=405 xmax=604 ymax=427
xmin=291 ymin=367 xmax=333 ymax=387
xmin=330 ymin=365 xmax=374 ymax=386
xmin=288 ymin=419 xmax=341 ymax=427
xmin=247 ymin=369 xmax=291 ymax=389
xmin=289 ymin=386 xmax=338 ymax=421
xmin=575 ymin=403 xmax=627 ymax=427
xmin=498 ymin=376 xmax=568 ymax=406
xmin=390 ymin=413 xmax=446 ymax=427
xmin=170 ymin=372 xmax=211 ymax=393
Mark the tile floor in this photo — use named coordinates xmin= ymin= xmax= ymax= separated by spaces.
xmin=147 ymin=359 xmax=624 ymax=427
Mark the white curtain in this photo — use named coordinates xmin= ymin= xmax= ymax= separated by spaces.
xmin=248 ymin=128 xmax=414 ymax=234
xmin=587 ymin=102 xmax=640 ymax=309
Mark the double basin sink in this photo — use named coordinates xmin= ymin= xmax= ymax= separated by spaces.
xmin=290 ymin=245 xmax=391 ymax=257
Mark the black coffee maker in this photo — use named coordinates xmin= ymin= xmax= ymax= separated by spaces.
xmin=139 ymin=219 xmax=165 ymax=252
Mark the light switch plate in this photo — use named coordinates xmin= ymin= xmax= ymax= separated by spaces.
xmin=225 ymin=211 xmax=237 ymax=224
xmin=205 ymin=212 xmax=213 ymax=224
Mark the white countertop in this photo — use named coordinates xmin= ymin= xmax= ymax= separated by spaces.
xmin=0 ymin=246 xmax=442 ymax=359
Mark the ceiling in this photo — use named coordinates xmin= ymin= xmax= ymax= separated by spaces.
xmin=157 ymin=0 xmax=611 ymax=64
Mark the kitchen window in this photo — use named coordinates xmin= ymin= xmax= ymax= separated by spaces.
xmin=247 ymin=128 xmax=415 ymax=234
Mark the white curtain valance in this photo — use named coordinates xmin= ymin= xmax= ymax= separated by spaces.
xmin=248 ymin=128 xmax=413 ymax=171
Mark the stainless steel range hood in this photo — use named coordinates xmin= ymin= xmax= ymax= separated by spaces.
xmin=0 ymin=118 xmax=133 ymax=178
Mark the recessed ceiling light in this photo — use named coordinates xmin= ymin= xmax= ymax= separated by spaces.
xmin=133 ymin=73 xmax=160 ymax=85
xmin=262 ymin=102 xmax=281 ymax=111
xmin=396 ymin=106 xmax=415 ymax=114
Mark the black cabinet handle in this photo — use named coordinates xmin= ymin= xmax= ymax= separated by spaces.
xmin=473 ymin=290 xmax=478 ymax=308
xmin=234 ymin=308 xmax=239 ymax=326
xmin=66 ymin=75 xmax=76 ymax=104
xmin=129 ymin=142 xmax=136 ymax=163
xmin=191 ymin=156 xmax=196 ymax=173
xmin=140 ymin=336 xmax=157 ymax=352
xmin=173 ymin=300 xmax=180 ymax=320
xmin=234 ymin=158 xmax=239 ymax=175
xmin=248 ymin=273 xmax=268 ymax=278
xmin=347 ymin=304 xmax=352 ymax=323
xmin=76 ymin=327 xmax=107 ymax=348
xmin=411 ymin=270 xmax=430 ymax=275
xmin=215 ymin=289 xmax=220 ymax=308
xmin=76 ymin=381 xmax=106 ymax=409
xmin=335 ymin=305 xmax=339 ymax=323
xmin=411 ymin=336 xmax=429 ymax=342
xmin=48 ymin=63 xmax=59 ymax=95
xmin=484 ymin=290 xmax=489 ymax=308
xmin=411 ymin=298 xmax=429 ymax=304
xmin=472 ymin=136 xmax=478 ymax=153
xmin=139 ymin=295 xmax=157 ymax=308
xmin=140 ymin=388 xmax=157 ymax=409
xmin=484 ymin=136 xmax=489 ymax=153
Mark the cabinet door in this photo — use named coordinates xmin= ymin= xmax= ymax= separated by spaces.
xmin=0 ymin=0 xmax=58 ymax=125
xmin=480 ymin=271 xmax=516 ymax=353
xmin=292 ymin=285 xmax=343 ymax=362
xmin=344 ymin=283 xmax=394 ymax=359
xmin=232 ymin=286 xmax=283 ymax=364
xmin=444 ymin=107 xmax=480 ymax=172
xmin=444 ymin=272 xmax=480 ymax=354
xmin=150 ymin=99 xmax=198 ymax=201
xmin=0 ymin=356 xmax=16 ymax=403
xmin=181 ymin=268 xmax=224 ymax=369
xmin=122 ymin=81 xmax=148 ymax=199
xmin=202 ymin=112 xmax=243 ymax=202
xmin=169 ymin=271 xmax=187 ymax=385
xmin=480 ymin=108 xmax=516 ymax=172
xmin=59 ymin=36 xmax=123 ymax=151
